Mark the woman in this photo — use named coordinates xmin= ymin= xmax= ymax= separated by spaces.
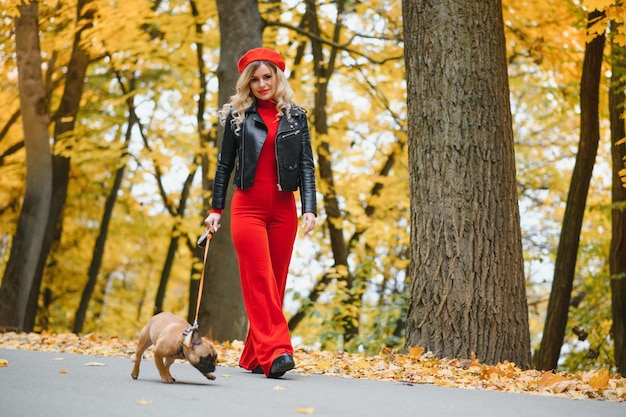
xmin=205 ymin=47 xmax=317 ymax=378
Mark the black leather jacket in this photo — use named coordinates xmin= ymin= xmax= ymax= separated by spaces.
xmin=211 ymin=103 xmax=317 ymax=216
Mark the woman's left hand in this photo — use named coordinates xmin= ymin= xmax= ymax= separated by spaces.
xmin=301 ymin=212 xmax=317 ymax=236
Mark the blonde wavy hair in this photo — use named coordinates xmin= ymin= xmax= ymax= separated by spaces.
xmin=219 ymin=61 xmax=296 ymax=135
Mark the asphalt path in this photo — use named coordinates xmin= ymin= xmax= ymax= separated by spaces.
xmin=1 ymin=348 xmax=624 ymax=417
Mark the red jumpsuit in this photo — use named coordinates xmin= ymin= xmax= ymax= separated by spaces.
xmin=228 ymin=99 xmax=297 ymax=374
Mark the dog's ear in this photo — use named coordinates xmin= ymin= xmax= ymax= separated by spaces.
xmin=191 ymin=328 xmax=202 ymax=345
xmin=183 ymin=328 xmax=202 ymax=347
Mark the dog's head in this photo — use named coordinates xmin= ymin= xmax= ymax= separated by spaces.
xmin=182 ymin=328 xmax=218 ymax=380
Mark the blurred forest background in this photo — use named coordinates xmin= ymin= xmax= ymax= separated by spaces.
xmin=1 ymin=0 xmax=625 ymax=373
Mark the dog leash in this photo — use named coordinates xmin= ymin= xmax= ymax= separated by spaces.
xmin=193 ymin=226 xmax=215 ymax=329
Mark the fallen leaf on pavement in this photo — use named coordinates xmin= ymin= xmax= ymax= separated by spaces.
xmin=353 ymin=359 xmax=370 ymax=370
xmin=296 ymin=407 xmax=314 ymax=414
xmin=316 ymin=360 xmax=331 ymax=370
xmin=588 ymin=368 xmax=609 ymax=389
xmin=545 ymin=379 xmax=578 ymax=394
xmin=137 ymin=398 xmax=152 ymax=405
xmin=0 ymin=358 xmax=8 ymax=367
xmin=406 ymin=345 xmax=424 ymax=359
xmin=537 ymin=370 xmax=569 ymax=390
xmin=84 ymin=362 xmax=106 ymax=366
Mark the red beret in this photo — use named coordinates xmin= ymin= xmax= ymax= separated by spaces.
xmin=237 ymin=47 xmax=286 ymax=74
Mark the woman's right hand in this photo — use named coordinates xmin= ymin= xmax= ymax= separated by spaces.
xmin=204 ymin=212 xmax=222 ymax=232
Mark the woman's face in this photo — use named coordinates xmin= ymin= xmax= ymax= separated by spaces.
xmin=249 ymin=63 xmax=277 ymax=101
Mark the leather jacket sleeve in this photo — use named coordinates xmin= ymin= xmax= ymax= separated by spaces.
xmin=211 ymin=113 xmax=238 ymax=210
xmin=298 ymin=115 xmax=317 ymax=216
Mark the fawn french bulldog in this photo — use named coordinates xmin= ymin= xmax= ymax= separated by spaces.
xmin=131 ymin=312 xmax=217 ymax=383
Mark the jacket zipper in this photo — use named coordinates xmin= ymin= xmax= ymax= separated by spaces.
xmin=279 ymin=129 xmax=300 ymax=138
xmin=240 ymin=121 xmax=246 ymax=189
xmin=275 ymin=141 xmax=281 ymax=191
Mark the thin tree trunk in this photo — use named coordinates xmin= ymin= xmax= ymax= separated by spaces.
xmin=153 ymin=163 xmax=198 ymax=315
xmin=188 ymin=0 xmax=213 ymax=326
xmin=533 ymin=11 xmax=605 ymax=371
xmin=154 ymin=235 xmax=182 ymax=315
xmin=28 ymin=0 xmax=94 ymax=331
xmin=0 ymin=110 xmax=22 ymax=151
xmin=609 ymin=26 xmax=626 ymax=375
xmin=610 ymin=141 xmax=626 ymax=376
xmin=198 ymin=0 xmax=263 ymax=341
xmin=289 ymin=141 xmax=405 ymax=332
xmin=304 ymin=0 xmax=362 ymax=343
xmin=0 ymin=0 xmax=52 ymax=330
xmin=73 ymin=78 xmax=137 ymax=334
xmin=288 ymin=273 xmax=331 ymax=331
xmin=403 ymin=0 xmax=531 ymax=368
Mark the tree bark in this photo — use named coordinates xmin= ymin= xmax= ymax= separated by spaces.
xmin=0 ymin=1 xmax=52 ymax=331
xmin=27 ymin=0 xmax=94 ymax=331
xmin=198 ymin=0 xmax=263 ymax=341
xmin=533 ymin=11 xmax=605 ymax=371
xmin=403 ymin=0 xmax=531 ymax=368
xmin=609 ymin=29 xmax=626 ymax=375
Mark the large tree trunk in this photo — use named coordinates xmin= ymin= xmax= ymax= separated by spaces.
xmin=28 ymin=0 xmax=93 ymax=331
xmin=198 ymin=0 xmax=263 ymax=341
xmin=609 ymin=30 xmax=626 ymax=375
xmin=403 ymin=0 xmax=531 ymax=368
xmin=533 ymin=12 xmax=605 ymax=371
xmin=0 ymin=1 xmax=53 ymax=331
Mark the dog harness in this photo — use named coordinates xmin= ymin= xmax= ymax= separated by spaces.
xmin=178 ymin=326 xmax=195 ymax=356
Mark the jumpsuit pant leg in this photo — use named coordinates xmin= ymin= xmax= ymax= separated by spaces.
xmin=230 ymin=180 xmax=297 ymax=375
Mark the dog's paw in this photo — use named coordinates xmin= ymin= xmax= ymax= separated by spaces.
xmin=205 ymin=373 xmax=216 ymax=380
xmin=162 ymin=377 xmax=176 ymax=383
